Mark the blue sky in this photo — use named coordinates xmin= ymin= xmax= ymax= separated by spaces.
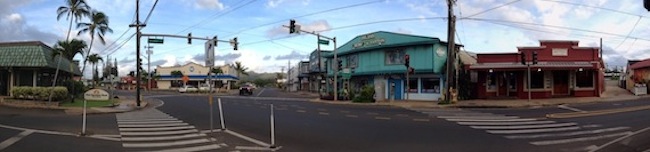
xmin=1 ymin=0 xmax=649 ymax=78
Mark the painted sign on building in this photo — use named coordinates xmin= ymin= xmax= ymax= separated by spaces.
xmin=353 ymin=34 xmax=386 ymax=49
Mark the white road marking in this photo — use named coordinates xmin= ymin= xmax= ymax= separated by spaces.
xmin=346 ymin=115 xmax=359 ymax=118
xmin=396 ymin=114 xmax=409 ymax=117
xmin=118 ymin=123 xmax=188 ymax=128
xmin=224 ymin=130 xmax=271 ymax=147
xmin=366 ymin=112 xmax=379 ymax=115
xmin=318 ymin=112 xmax=330 ymax=115
xmin=530 ymin=131 xmax=632 ymax=145
xmin=487 ymin=126 xmax=580 ymax=134
xmin=120 ymin=129 xmax=199 ymax=136
xmin=375 ymin=117 xmax=391 ymax=120
xmin=117 ymin=118 xmax=178 ymax=122
xmin=154 ymin=144 xmax=223 ymax=152
xmin=256 ymin=88 xmax=266 ymax=97
xmin=471 ymin=123 xmax=577 ymax=130
xmin=236 ymin=146 xmax=281 ymax=151
xmin=119 ymin=126 xmax=195 ymax=132
xmin=438 ymin=115 xmax=519 ymax=120
xmin=558 ymin=104 xmax=587 ymax=112
xmin=0 ymin=130 xmax=34 ymax=151
xmin=588 ymin=127 xmax=650 ymax=152
xmin=413 ymin=118 xmax=430 ymax=122
xmin=505 ymin=127 xmax=630 ymax=139
xmin=122 ymin=138 xmax=215 ymax=148
xmin=121 ymin=133 xmax=206 ymax=142
xmin=424 ymin=112 xmax=500 ymax=116
xmin=447 ymin=118 xmax=539 ymax=122
xmin=118 ymin=120 xmax=184 ymax=124
xmin=458 ymin=121 xmax=556 ymax=126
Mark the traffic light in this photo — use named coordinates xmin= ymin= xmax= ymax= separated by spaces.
xmin=230 ymin=37 xmax=238 ymax=51
xmin=404 ymin=54 xmax=410 ymax=68
xmin=213 ymin=36 xmax=218 ymax=47
xmin=520 ymin=53 xmax=526 ymax=65
xmin=645 ymin=0 xmax=650 ymax=11
xmin=408 ymin=67 xmax=415 ymax=74
xmin=289 ymin=19 xmax=296 ymax=34
xmin=337 ymin=59 xmax=343 ymax=71
xmin=187 ymin=33 xmax=192 ymax=44
xmin=138 ymin=58 xmax=143 ymax=71
xmin=532 ymin=51 xmax=538 ymax=65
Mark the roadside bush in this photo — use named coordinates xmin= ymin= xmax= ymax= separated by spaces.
xmin=352 ymin=85 xmax=375 ymax=103
xmin=11 ymin=87 xmax=68 ymax=101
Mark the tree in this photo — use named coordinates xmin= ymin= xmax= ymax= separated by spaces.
xmin=233 ymin=61 xmax=249 ymax=78
xmin=57 ymin=0 xmax=90 ymax=41
xmin=87 ymin=54 xmax=103 ymax=87
xmin=49 ymin=39 xmax=87 ymax=102
xmin=77 ymin=10 xmax=113 ymax=79
xmin=171 ymin=70 xmax=184 ymax=87
xmin=211 ymin=67 xmax=223 ymax=74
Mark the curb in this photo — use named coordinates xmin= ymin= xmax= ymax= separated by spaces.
xmin=546 ymin=105 xmax=650 ymax=119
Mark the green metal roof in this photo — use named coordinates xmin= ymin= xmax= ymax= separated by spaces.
xmin=325 ymin=31 xmax=441 ymax=57
xmin=0 ymin=41 xmax=82 ymax=75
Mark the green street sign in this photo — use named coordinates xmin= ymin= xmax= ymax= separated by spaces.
xmin=148 ymin=38 xmax=164 ymax=44
xmin=318 ymin=39 xmax=329 ymax=45
xmin=342 ymin=73 xmax=351 ymax=79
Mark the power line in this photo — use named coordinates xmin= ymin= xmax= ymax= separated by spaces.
xmin=317 ymin=17 xmax=446 ymax=32
xmin=105 ymin=0 xmax=159 ymax=56
xmin=175 ymin=0 xmax=258 ymax=34
xmin=615 ymin=16 xmax=642 ymax=50
xmin=462 ymin=0 xmax=522 ymax=18
xmin=143 ymin=0 xmax=159 ymax=24
xmin=224 ymin=0 xmax=384 ymax=38
xmin=106 ymin=33 xmax=136 ymax=56
xmin=539 ymin=0 xmax=648 ymax=18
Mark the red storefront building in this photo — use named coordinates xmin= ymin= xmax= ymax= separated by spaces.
xmin=469 ymin=40 xmax=605 ymax=99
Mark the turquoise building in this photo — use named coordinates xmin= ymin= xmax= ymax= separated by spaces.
xmin=324 ymin=31 xmax=452 ymax=101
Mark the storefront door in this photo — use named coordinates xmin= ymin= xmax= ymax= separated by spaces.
xmin=0 ymin=71 xmax=7 ymax=96
xmin=497 ymin=72 xmax=508 ymax=96
xmin=553 ymin=71 xmax=569 ymax=96
xmin=388 ymin=79 xmax=402 ymax=100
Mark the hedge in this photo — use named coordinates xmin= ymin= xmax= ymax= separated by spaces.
xmin=11 ymin=86 xmax=68 ymax=101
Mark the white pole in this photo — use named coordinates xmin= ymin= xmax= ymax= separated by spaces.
xmin=82 ymin=99 xmax=87 ymax=135
xmin=270 ymin=104 xmax=276 ymax=148
xmin=218 ymin=98 xmax=225 ymax=130
xmin=209 ymin=72 xmax=213 ymax=133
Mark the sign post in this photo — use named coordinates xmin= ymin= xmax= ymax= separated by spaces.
xmin=82 ymin=88 xmax=110 ymax=136
xmin=205 ymin=38 xmax=216 ymax=133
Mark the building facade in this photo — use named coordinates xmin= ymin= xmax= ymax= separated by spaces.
xmin=469 ymin=40 xmax=605 ymax=99
xmin=324 ymin=31 xmax=451 ymax=101
xmin=307 ymin=50 xmax=331 ymax=93
xmin=155 ymin=62 xmax=238 ymax=90
xmin=0 ymin=41 xmax=81 ymax=96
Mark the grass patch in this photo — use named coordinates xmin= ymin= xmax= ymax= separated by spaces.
xmin=59 ymin=98 xmax=119 ymax=107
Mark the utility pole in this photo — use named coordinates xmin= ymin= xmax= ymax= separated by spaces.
xmin=445 ymin=0 xmax=457 ymax=102
xmin=287 ymin=60 xmax=291 ymax=91
xmin=317 ymin=34 xmax=322 ymax=98
xmin=146 ymin=45 xmax=153 ymax=91
xmin=129 ymin=0 xmax=145 ymax=107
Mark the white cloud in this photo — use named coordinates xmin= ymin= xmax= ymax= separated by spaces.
xmin=195 ymin=0 xmax=225 ymax=10
xmin=161 ymin=55 xmax=178 ymax=67
xmin=267 ymin=0 xmax=311 ymax=8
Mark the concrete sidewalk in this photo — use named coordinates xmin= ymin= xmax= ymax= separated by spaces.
xmin=62 ymin=98 xmax=149 ymax=115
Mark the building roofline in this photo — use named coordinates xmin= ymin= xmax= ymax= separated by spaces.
xmin=539 ymin=40 xmax=579 ymax=43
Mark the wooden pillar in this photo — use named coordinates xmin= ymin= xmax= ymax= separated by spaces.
xmin=32 ymin=70 xmax=37 ymax=87
xmin=9 ymin=69 xmax=14 ymax=97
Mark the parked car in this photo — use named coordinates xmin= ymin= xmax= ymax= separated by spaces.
xmin=178 ymin=85 xmax=198 ymax=93
xmin=239 ymin=84 xmax=255 ymax=95
xmin=198 ymin=84 xmax=215 ymax=92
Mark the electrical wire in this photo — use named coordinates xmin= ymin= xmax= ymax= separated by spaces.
xmin=317 ymin=17 xmax=446 ymax=32
xmin=615 ymin=16 xmax=642 ymax=50
xmin=175 ymin=0 xmax=258 ymax=34
xmin=461 ymin=0 xmax=522 ymax=19
xmin=539 ymin=0 xmax=648 ymax=18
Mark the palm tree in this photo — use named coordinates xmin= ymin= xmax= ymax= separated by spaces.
xmin=233 ymin=61 xmax=249 ymax=78
xmin=49 ymin=39 xmax=87 ymax=102
xmin=87 ymin=54 xmax=103 ymax=87
xmin=77 ymin=10 xmax=113 ymax=79
xmin=57 ymin=0 xmax=90 ymax=41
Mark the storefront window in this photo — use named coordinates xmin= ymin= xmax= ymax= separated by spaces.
xmin=576 ymin=71 xmax=593 ymax=88
xmin=405 ymin=79 xmax=418 ymax=93
xmin=385 ymin=49 xmax=405 ymax=65
xmin=421 ymin=78 xmax=440 ymax=93
xmin=531 ymin=71 xmax=544 ymax=89
xmin=487 ymin=72 xmax=496 ymax=91
xmin=508 ymin=72 xmax=517 ymax=91
xmin=17 ymin=70 xmax=33 ymax=86
xmin=347 ymin=54 xmax=358 ymax=68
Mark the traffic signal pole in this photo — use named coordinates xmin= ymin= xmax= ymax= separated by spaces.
xmin=284 ymin=22 xmax=338 ymax=101
xmin=129 ymin=0 xmax=144 ymax=107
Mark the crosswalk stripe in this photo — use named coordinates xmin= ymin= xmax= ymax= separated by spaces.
xmin=410 ymin=108 xmax=463 ymax=112
xmin=118 ymin=118 xmax=179 ymax=122
xmin=121 ymin=133 xmax=206 ymax=142
xmin=118 ymin=120 xmax=184 ymax=124
xmin=471 ymin=123 xmax=577 ymax=130
xmin=529 ymin=132 xmax=631 ymax=145
xmin=120 ymin=129 xmax=199 ymax=136
xmin=438 ymin=115 xmax=519 ymax=119
xmin=447 ymin=118 xmax=538 ymax=122
xmin=117 ymin=116 xmax=172 ymax=120
xmin=458 ymin=121 xmax=556 ymax=126
xmin=425 ymin=112 xmax=501 ymax=116
xmin=119 ymin=126 xmax=195 ymax=132
xmin=487 ymin=126 xmax=580 ymax=134
xmin=150 ymin=144 xmax=222 ymax=152
xmin=505 ymin=127 xmax=630 ymax=139
xmin=122 ymin=138 xmax=215 ymax=148
xmin=119 ymin=123 xmax=189 ymax=128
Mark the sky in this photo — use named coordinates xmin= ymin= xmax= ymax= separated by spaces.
xmin=1 ymin=0 xmax=649 ymax=78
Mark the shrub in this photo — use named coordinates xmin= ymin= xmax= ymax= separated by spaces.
xmin=352 ymin=85 xmax=375 ymax=103
xmin=11 ymin=86 xmax=68 ymax=101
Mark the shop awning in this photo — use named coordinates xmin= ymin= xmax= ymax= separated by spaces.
xmin=470 ymin=62 xmax=595 ymax=69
